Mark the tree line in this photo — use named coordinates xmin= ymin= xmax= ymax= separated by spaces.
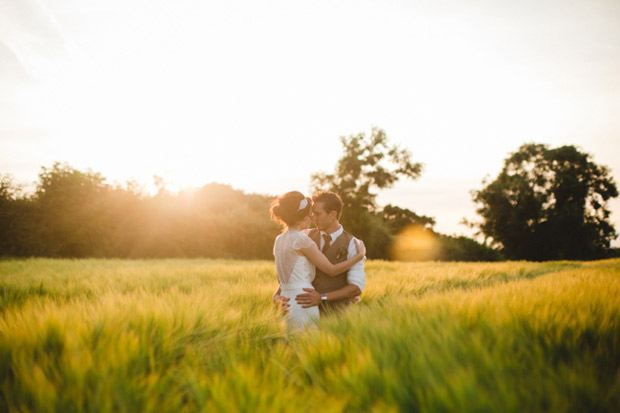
xmin=0 ymin=164 xmax=497 ymax=261
xmin=1 ymin=129 xmax=617 ymax=261
xmin=0 ymin=167 xmax=278 ymax=259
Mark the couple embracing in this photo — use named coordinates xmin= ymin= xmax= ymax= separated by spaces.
xmin=270 ymin=190 xmax=366 ymax=329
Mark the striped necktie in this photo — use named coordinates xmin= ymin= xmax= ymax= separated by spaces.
xmin=322 ymin=234 xmax=331 ymax=253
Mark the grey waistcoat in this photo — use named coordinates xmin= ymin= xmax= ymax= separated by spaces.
xmin=308 ymin=228 xmax=353 ymax=310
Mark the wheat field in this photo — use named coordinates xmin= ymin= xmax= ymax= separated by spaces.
xmin=1 ymin=258 xmax=619 ymax=412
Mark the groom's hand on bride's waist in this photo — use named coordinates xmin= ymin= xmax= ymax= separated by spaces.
xmin=296 ymin=288 xmax=321 ymax=308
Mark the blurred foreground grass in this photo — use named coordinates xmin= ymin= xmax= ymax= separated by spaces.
xmin=1 ymin=258 xmax=619 ymax=412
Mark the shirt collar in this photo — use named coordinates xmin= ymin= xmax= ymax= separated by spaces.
xmin=321 ymin=225 xmax=343 ymax=242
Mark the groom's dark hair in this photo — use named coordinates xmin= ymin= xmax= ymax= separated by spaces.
xmin=312 ymin=191 xmax=343 ymax=219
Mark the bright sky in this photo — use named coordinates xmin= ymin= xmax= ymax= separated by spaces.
xmin=1 ymin=0 xmax=619 ymax=244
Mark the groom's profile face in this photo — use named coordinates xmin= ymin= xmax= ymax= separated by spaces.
xmin=312 ymin=202 xmax=334 ymax=232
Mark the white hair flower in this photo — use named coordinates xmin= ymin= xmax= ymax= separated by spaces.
xmin=297 ymin=198 xmax=308 ymax=211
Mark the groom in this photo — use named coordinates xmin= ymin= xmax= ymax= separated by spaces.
xmin=273 ymin=190 xmax=366 ymax=313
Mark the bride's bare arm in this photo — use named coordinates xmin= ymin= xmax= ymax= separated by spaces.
xmin=299 ymin=240 xmax=365 ymax=277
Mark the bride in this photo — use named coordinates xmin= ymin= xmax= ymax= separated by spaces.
xmin=270 ymin=191 xmax=365 ymax=329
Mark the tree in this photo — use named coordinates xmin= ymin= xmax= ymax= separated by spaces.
xmin=0 ymin=163 xmax=283 ymax=259
xmin=472 ymin=143 xmax=618 ymax=260
xmin=35 ymin=162 xmax=115 ymax=257
xmin=0 ymin=175 xmax=21 ymax=255
xmin=382 ymin=203 xmax=500 ymax=262
xmin=436 ymin=235 xmax=501 ymax=262
xmin=382 ymin=204 xmax=436 ymax=233
xmin=311 ymin=128 xmax=423 ymax=258
xmin=311 ymin=128 xmax=423 ymax=210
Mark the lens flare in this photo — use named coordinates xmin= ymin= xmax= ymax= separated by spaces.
xmin=390 ymin=225 xmax=438 ymax=261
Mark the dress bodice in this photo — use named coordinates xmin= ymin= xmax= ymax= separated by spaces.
xmin=273 ymin=229 xmax=316 ymax=288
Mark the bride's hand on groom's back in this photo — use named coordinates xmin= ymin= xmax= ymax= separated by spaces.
xmin=354 ymin=239 xmax=366 ymax=258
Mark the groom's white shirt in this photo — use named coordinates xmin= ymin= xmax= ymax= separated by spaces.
xmin=315 ymin=225 xmax=366 ymax=293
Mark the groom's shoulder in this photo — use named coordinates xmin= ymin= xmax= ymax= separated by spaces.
xmin=339 ymin=229 xmax=356 ymax=243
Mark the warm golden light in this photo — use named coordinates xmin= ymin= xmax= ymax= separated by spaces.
xmin=1 ymin=0 xmax=619 ymax=241
xmin=390 ymin=225 xmax=439 ymax=261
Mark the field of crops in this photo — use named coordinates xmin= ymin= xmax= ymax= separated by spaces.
xmin=1 ymin=258 xmax=619 ymax=412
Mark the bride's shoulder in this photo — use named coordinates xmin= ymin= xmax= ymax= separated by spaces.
xmin=274 ymin=231 xmax=290 ymax=244
xmin=290 ymin=230 xmax=315 ymax=249
xmin=299 ymin=229 xmax=318 ymax=241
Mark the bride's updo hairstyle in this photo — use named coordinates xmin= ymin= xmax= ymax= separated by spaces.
xmin=270 ymin=191 xmax=312 ymax=228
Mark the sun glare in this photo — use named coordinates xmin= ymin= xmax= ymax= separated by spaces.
xmin=390 ymin=226 xmax=439 ymax=261
xmin=20 ymin=3 xmax=553 ymax=195
xmin=3 ymin=0 xmax=619 ymax=239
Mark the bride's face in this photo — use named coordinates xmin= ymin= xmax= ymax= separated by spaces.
xmin=298 ymin=213 xmax=312 ymax=230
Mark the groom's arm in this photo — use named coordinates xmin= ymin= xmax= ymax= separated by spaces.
xmin=346 ymin=236 xmax=366 ymax=295
xmin=322 ymin=284 xmax=361 ymax=302
xmin=296 ymin=237 xmax=366 ymax=308
xmin=296 ymin=284 xmax=360 ymax=308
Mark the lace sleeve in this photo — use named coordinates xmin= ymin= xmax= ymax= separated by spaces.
xmin=292 ymin=233 xmax=315 ymax=251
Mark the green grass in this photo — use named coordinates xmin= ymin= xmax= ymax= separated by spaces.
xmin=1 ymin=258 xmax=619 ymax=412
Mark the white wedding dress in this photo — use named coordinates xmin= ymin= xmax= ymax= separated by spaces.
xmin=273 ymin=229 xmax=319 ymax=329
